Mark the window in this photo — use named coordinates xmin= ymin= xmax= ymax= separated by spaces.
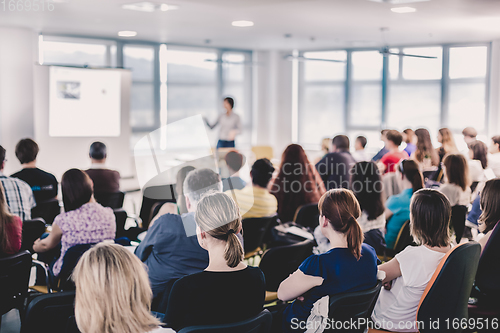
xmin=401 ymin=47 xmax=442 ymax=80
xmin=41 ymin=37 xmax=115 ymax=67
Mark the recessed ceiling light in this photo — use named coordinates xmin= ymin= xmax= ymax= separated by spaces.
xmin=391 ymin=6 xmax=417 ymax=13
xmin=122 ymin=2 xmax=179 ymax=13
xmin=118 ymin=31 xmax=137 ymax=37
xmin=232 ymin=20 xmax=254 ymax=27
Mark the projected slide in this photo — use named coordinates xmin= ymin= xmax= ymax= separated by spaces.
xmin=49 ymin=67 xmax=121 ymax=137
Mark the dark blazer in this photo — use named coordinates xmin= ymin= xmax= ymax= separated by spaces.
xmin=315 ymin=150 xmax=356 ymax=190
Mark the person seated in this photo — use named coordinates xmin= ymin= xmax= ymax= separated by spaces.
xmin=72 ymin=243 xmax=173 ymax=333
xmin=352 ymin=135 xmax=370 ymax=162
xmin=11 ymin=138 xmax=58 ymax=203
xmin=32 ymin=169 xmax=116 ymax=277
xmin=379 ymin=130 xmax=409 ymax=173
xmin=477 ymin=179 xmax=500 ymax=251
xmin=0 ymin=183 xmax=22 ymax=256
xmin=222 ymin=150 xmax=246 ymax=192
xmin=226 ymin=158 xmax=277 ymax=219
xmin=316 ymin=135 xmax=356 ymax=190
xmin=468 ymin=140 xmax=490 ymax=183
xmin=164 ymin=192 xmax=265 ymax=331
xmin=372 ymin=189 xmax=452 ymax=332
xmin=462 ymin=126 xmax=478 ymax=155
xmin=313 ymin=138 xmax=331 ymax=164
xmin=175 ymin=166 xmax=196 ymax=215
xmin=487 ymin=135 xmax=500 ymax=178
xmin=372 ymin=129 xmax=389 ymax=162
xmin=0 ymin=145 xmax=35 ymax=221
xmin=402 ymin=129 xmax=417 ymax=157
xmin=385 ymin=160 xmax=424 ymax=250
xmin=411 ymin=128 xmax=439 ymax=172
xmin=85 ymin=141 xmax=120 ymax=193
xmin=439 ymin=154 xmax=471 ymax=206
xmin=279 ymin=189 xmax=378 ymax=333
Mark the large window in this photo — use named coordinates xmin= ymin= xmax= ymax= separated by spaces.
xmin=41 ymin=36 xmax=115 ymax=67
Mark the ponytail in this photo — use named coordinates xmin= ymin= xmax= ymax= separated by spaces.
xmin=345 ymin=217 xmax=363 ymax=260
xmin=224 ymin=232 xmax=244 ymax=268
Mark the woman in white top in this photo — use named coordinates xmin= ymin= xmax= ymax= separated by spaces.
xmin=439 ymin=154 xmax=471 ymax=206
xmin=372 ymin=189 xmax=452 ymax=332
xmin=468 ymin=140 xmax=489 ymax=183
xmin=477 ymin=179 xmax=500 ymax=251
xmin=72 ymin=243 xmax=173 ymax=333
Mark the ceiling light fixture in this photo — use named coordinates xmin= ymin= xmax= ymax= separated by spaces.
xmin=118 ymin=31 xmax=137 ymax=37
xmin=232 ymin=20 xmax=254 ymax=27
xmin=391 ymin=6 xmax=417 ymax=13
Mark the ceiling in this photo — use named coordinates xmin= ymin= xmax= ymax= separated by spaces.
xmin=1 ymin=0 xmax=500 ymax=50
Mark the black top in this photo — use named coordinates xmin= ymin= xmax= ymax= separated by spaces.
xmin=164 ymin=266 xmax=266 ymax=331
xmin=315 ymin=151 xmax=356 ymax=190
xmin=11 ymin=168 xmax=58 ymax=203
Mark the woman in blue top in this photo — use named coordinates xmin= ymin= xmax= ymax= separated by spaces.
xmin=385 ymin=160 xmax=424 ymax=249
xmin=278 ymin=188 xmax=378 ymax=332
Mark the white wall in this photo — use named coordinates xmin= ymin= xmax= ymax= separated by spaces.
xmin=488 ymin=39 xmax=500 ymax=137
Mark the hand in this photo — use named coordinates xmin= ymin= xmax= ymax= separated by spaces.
xmin=296 ymin=296 xmax=305 ymax=302
xmin=383 ymin=280 xmax=393 ymax=291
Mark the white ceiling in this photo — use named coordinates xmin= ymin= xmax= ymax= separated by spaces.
xmin=1 ymin=0 xmax=500 ymax=50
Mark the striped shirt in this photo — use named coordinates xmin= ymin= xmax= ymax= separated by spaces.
xmin=226 ymin=186 xmax=277 ymax=219
xmin=0 ymin=172 xmax=36 ymax=221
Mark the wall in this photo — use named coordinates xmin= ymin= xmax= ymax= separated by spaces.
xmin=488 ymin=40 xmax=500 ymax=137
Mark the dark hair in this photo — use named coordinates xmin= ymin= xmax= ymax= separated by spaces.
xmin=414 ymin=128 xmax=439 ymax=166
xmin=479 ymin=179 xmax=500 ymax=234
xmin=0 ymin=146 xmax=5 ymax=165
xmin=462 ymin=127 xmax=477 ymax=138
xmin=356 ymin=136 xmax=367 ymax=149
xmin=183 ymin=169 xmax=221 ymax=204
xmin=89 ymin=142 xmax=107 ymax=160
xmin=224 ymin=97 xmax=234 ymax=109
xmin=386 ymin=130 xmax=403 ymax=146
xmin=350 ymin=162 xmax=385 ymax=220
xmin=410 ymin=189 xmax=451 ymax=248
xmin=332 ymin=135 xmax=350 ymax=150
xmin=318 ymin=189 xmax=363 ymax=259
xmin=251 ymin=158 xmax=275 ymax=188
xmin=443 ymin=154 xmax=470 ymax=191
xmin=15 ymin=138 xmax=39 ymax=164
xmin=225 ymin=151 xmax=244 ymax=173
xmin=61 ymin=169 xmax=93 ymax=212
xmin=399 ymin=160 xmax=424 ymax=192
xmin=403 ymin=129 xmax=414 ymax=144
xmin=469 ymin=140 xmax=488 ymax=169
xmin=492 ymin=135 xmax=500 ymax=147
xmin=381 ymin=129 xmax=389 ymax=136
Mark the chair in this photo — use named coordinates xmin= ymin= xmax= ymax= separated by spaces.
xmin=382 ymin=220 xmax=414 ymax=261
xmin=113 ymin=208 xmax=128 ymax=239
xmin=21 ymin=218 xmax=47 ymax=253
xmin=21 ymin=291 xmax=76 ymax=333
xmin=178 ymin=309 xmax=272 ymax=333
xmin=56 ymin=243 xmax=95 ymax=291
xmin=94 ymin=191 xmax=125 ymax=209
xmin=293 ymin=203 xmax=319 ymax=230
xmin=242 ymin=215 xmax=276 ymax=259
xmin=0 ymin=250 xmax=32 ymax=323
xmin=31 ymin=198 xmax=60 ymax=225
xmin=451 ymin=205 xmax=468 ymax=244
xmin=139 ymin=184 xmax=176 ymax=229
xmin=252 ymin=146 xmax=274 ymax=160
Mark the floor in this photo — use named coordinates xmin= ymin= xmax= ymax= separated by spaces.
xmin=1 ymin=310 xmax=20 ymax=333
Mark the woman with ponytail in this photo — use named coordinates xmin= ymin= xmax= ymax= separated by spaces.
xmin=278 ymin=189 xmax=378 ymax=332
xmin=164 ymin=191 xmax=265 ymax=331
xmin=385 ymin=160 xmax=424 ymax=249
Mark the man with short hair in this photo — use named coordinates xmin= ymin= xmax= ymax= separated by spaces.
xmin=462 ymin=127 xmax=477 ymax=147
xmin=11 ymin=138 xmax=58 ymax=203
xmin=222 ymin=150 xmax=246 ymax=192
xmin=352 ymin=135 xmax=370 ymax=162
xmin=0 ymin=145 xmax=35 ymax=220
xmin=379 ymin=130 xmax=409 ymax=173
xmin=372 ymin=130 xmax=389 ymax=162
xmin=226 ymin=158 xmax=277 ymax=218
xmin=316 ymin=135 xmax=356 ymax=190
xmin=488 ymin=135 xmax=500 ymax=177
xmin=85 ymin=142 xmax=120 ymax=193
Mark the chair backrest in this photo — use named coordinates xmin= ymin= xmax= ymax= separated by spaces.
xmin=31 ymin=198 xmax=61 ymax=224
xmin=178 ymin=309 xmax=272 ymax=333
xmin=475 ymin=222 xmax=500 ymax=298
xmin=242 ymin=216 xmax=276 ymax=253
xmin=251 ymin=146 xmax=274 ymax=160
xmin=417 ymin=242 xmax=481 ymax=333
xmin=21 ymin=218 xmax=47 ymax=253
xmin=140 ymin=185 xmax=176 ymax=229
xmin=393 ymin=220 xmax=414 ymax=254
xmin=259 ymin=239 xmax=314 ymax=292
xmin=21 ymin=291 xmax=76 ymax=333
xmin=326 ymin=281 xmax=383 ymax=333
xmin=0 ymin=250 xmax=32 ymax=316
xmin=451 ymin=205 xmax=468 ymax=244
xmin=113 ymin=208 xmax=128 ymax=239
xmin=93 ymin=191 xmax=125 ymax=209
xmin=293 ymin=203 xmax=319 ymax=230
xmin=57 ymin=244 xmax=95 ymax=291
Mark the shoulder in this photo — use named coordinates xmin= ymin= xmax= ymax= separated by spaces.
xmin=10 ymin=170 xmax=22 ymax=178
xmin=361 ymin=243 xmax=377 ymax=260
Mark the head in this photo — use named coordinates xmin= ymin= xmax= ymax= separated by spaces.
xmin=410 ymin=189 xmax=451 ymax=248
xmin=462 ymin=127 xmax=477 ymax=145
xmin=438 ymin=128 xmax=458 ymax=153
xmin=15 ymin=138 xmax=39 ymax=165
xmin=89 ymin=141 xmax=107 ymax=162
xmin=380 ymin=129 xmax=389 ymax=142
xmin=469 ymin=140 xmax=488 ymax=169
xmin=318 ymin=189 xmax=363 ymax=259
xmin=350 ymin=162 xmax=385 ymax=221
xmin=0 ymin=183 xmax=15 ymax=253
xmin=402 ymin=129 xmax=415 ymax=144
xmin=355 ymin=136 xmax=367 ymax=151
xmin=321 ymin=138 xmax=331 ymax=154
xmin=72 ymin=243 xmax=160 ymax=333
xmin=225 ymin=151 xmax=244 ymax=174
xmin=195 ymin=192 xmax=243 ymax=268
xmin=479 ymin=179 xmax=500 ymax=234
xmin=385 ymin=130 xmax=403 ymax=150
xmin=223 ymin=97 xmax=234 ymax=112
xmin=61 ymin=169 xmax=94 ymax=212
xmin=0 ymin=145 xmax=5 ymax=171
xmin=183 ymin=168 xmax=222 ymax=212
xmin=414 ymin=128 xmax=439 ymax=165
xmin=175 ymin=166 xmax=196 ymax=214
xmin=443 ymin=154 xmax=470 ymax=191
xmin=489 ymin=136 xmax=500 ymax=154
xmin=251 ymin=158 xmax=275 ymax=188
xmin=331 ymin=135 xmax=350 ymax=152
xmin=398 ymin=160 xmax=424 ymax=192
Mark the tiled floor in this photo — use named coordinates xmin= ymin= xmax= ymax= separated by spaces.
xmin=1 ymin=309 xmax=20 ymax=333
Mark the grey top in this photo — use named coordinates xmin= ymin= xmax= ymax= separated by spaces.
xmin=206 ymin=112 xmax=242 ymax=141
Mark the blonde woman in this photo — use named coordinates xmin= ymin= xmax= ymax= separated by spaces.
xmin=164 ymin=192 xmax=265 ymax=331
xmin=72 ymin=243 xmax=173 ymax=333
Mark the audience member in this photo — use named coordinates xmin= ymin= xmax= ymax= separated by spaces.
xmin=439 ymin=154 xmax=471 ymax=206
xmin=165 ymin=192 xmax=265 ymax=331
xmin=316 ymin=135 xmax=356 ymax=191
xmin=0 ymin=145 xmax=35 ymax=221
xmin=402 ymin=129 xmax=417 ymax=157
xmin=487 ymin=135 xmax=500 ymax=177
xmin=273 ymin=144 xmax=326 ymax=222
xmin=379 ymin=130 xmax=409 ymax=173
xmin=0 ymin=183 xmax=22 ymax=256
xmin=372 ymin=130 xmax=389 ymax=162
xmin=85 ymin=142 xmax=120 ymax=193
xmin=222 ymin=151 xmax=246 ymax=192
xmin=314 ymin=137 xmax=331 ymax=164
xmin=477 ymin=179 xmax=500 ymax=251
xmin=372 ymin=189 xmax=452 ymax=332
xmin=412 ymin=128 xmax=439 ymax=171
xmin=352 ymin=135 xmax=370 ymax=162
xmin=11 ymin=138 xmax=58 ymax=203
xmin=33 ymin=169 xmax=116 ymax=277
xmin=468 ymin=140 xmax=489 ymax=183
xmin=436 ymin=128 xmax=459 ymax=163
xmin=279 ymin=189 xmax=378 ymax=332
xmin=73 ymin=243 xmax=173 ymax=333
xmin=462 ymin=126 xmax=478 ymax=149
xmin=226 ymin=158 xmax=277 ymax=218
xmin=175 ymin=166 xmax=196 ymax=215
xmin=385 ymin=160 xmax=424 ymax=249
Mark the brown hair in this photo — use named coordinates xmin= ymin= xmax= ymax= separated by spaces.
xmin=410 ymin=189 xmax=451 ymax=248
xmin=462 ymin=127 xmax=477 ymax=138
xmin=438 ymin=128 xmax=459 ymax=155
xmin=195 ymin=192 xmax=243 ymax=268
xmin=0 ymin=183 xmax=16 ymax=254
xmin=61 ymin=169 xmax=93 ymax=212
xmin=414 ymin=128 xmax=439 ymax=166
xmin=399 ymin=160 xmax=424 ymax=192
xmin=386 ymin=130 xmax=403 ymax=146
xmin=469 ymin=140 xmax=488 ymax=169
xmin=443 ymin=154 xmax=470 ymax=191
xmin=491 ymin=135 xmax=500 ymax=147
xmin=15 ymin=138 xmax=39 ymax=164
xmin=225 ymin=151 xmax=244 ymax=173
xmin=479 ymin=179 xmax=500 ymax=234
xmin=332 ymin=135 xmax=350 ymax=150
xmin=403 ymin=129 xmax=414 ymax=144
xmin=318 ymin=189 xmax=363 ymax=259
